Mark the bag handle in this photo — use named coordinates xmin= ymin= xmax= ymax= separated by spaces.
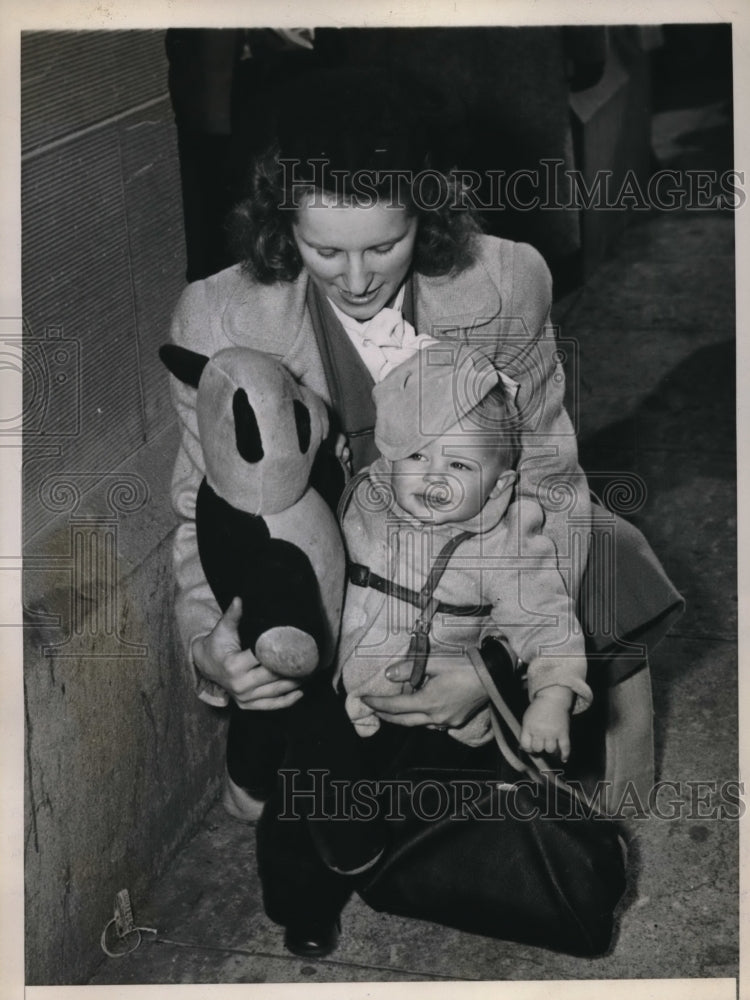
xmin=467 ymin=646 xmax=538 ymax=775
xmin=468 ymin=644 xmax=599 ymax=811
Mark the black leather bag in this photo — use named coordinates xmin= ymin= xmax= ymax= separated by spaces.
xmin=358 ymin=641 xmax=628 ymax=957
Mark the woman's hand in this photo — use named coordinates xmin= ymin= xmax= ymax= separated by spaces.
xmin=334 ymin=432 xmax=352 ymax=474
xmin=192 ymin=597 xmax=304 ymax=710
xmin=361 ymin=653 xmax=489 ymax=729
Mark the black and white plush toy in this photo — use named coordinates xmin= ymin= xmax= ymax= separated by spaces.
xmin=160 ymin=344 xmax=345 ymax=678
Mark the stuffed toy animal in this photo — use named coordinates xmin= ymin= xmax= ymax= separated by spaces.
xmin=159 ymin=344 xmax=345 ymax=678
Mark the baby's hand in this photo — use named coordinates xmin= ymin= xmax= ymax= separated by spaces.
xmin=519 ymin=686 xmax=573 ymax=762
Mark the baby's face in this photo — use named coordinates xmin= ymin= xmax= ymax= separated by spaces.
xmin=391 ymin=429 xmax=509 ymax=525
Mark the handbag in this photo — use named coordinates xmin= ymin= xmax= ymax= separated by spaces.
xmin=357 ymin=638 xmax=628 ymax=957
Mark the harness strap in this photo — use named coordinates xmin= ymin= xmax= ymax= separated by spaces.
xmin=338 ymin=468 xmax=482 ymax=693
xmin=405 ymin=595 xmax=441 ymax=690
xmin=403 ymin=529 xmax=478 ymax=692
xmin=348 ymin=562 xmax=492 ymax=618
xmin=418 ymin=530 xmax=474 ymax=607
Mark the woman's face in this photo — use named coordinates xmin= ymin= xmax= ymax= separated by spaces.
xmin=292 ymin=193 xmax=418 ymax=321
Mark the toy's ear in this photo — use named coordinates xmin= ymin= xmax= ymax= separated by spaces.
xmin=158 ymin=344 xmax=209 ymax=388
xmin=293 ymin=400 xmax=311 ymax=454
xmin=233 ymin=388 xmax=264 ymax=463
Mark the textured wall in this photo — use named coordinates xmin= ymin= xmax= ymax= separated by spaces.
xmin=22 ymin=31 xmax=226 ymax=984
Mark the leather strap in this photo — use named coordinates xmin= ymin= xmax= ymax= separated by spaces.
xmin=402 ymin=529 xmax=476 ymax=692
xmin=468 ymin=642 xmax=599 ymax=810
xmin=348 ymin=562 xmax=492 ymax=618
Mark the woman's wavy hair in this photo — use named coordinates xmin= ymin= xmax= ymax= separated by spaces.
xmin=228 ymin=143 xmax=483 ymax=285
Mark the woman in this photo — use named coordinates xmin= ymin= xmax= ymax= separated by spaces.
xmin=166 ymin=69 xmax=681 ymax=957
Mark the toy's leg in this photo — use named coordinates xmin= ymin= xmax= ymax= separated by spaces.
xmin=281 ymin=676 xmax=386 ymax=875
xmin=239 ymin=538 xmax=326 ymax=678
xmin=226 ymin=699 xmax=287 ymax=800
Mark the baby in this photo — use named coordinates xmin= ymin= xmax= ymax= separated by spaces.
xmin=337 ymin=345 xmax=592 ymax=759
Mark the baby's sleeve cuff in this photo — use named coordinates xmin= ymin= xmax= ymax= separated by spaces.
xmin=526 ymin=656 xmax=593 ymax=714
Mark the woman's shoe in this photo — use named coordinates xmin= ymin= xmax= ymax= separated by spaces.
xmin=283 ymin=915 xmax=341 ymax=958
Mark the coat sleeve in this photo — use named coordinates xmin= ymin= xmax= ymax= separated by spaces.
xmin=482 ymin=501 xmax=592 ymax=714
xmin=496 ymin=241 xmax=591 ymax=599
xmin=168 ymin=280 xmax=233 ymax=707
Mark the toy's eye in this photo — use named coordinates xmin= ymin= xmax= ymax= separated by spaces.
xmin=294 ymin=400 xmax=311 ymax=453
xmin=233 ymin=389 xmax=264 ymax=463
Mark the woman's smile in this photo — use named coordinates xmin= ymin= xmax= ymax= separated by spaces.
xmin=338 ymin=285 xmax=383 ymax=305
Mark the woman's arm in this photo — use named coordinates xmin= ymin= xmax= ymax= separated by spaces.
xmin=168 ymin=280 xmax=303 ymax=708
xmin=495 ymin=241 xmax=591 ymax=597
xmin=168 ymin=281 xmax=231 ymax=704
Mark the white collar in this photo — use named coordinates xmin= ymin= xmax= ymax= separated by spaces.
xmin=328 ymin=284 xmax=406 ymax=338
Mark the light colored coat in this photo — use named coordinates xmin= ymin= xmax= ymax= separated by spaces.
xmin=339 ymin=458 xmax=591 ymax=745
xmin=167 ymin=235 xmax=590 ymax=706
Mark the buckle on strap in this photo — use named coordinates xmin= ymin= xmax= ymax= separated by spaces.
xmin=411 ymin=595 xmax=441 ymax=640
xmin=410 ymin=616 xmax=431 ymax=637
xmin=348 ymin=563 xmax=371 ymax=588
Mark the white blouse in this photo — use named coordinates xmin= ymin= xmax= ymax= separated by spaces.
xmin=327 ymin=285 xmax=437 ymax=382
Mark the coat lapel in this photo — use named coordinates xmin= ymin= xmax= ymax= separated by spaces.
xmin=414 ymin=253 xmax=503 ymax=340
